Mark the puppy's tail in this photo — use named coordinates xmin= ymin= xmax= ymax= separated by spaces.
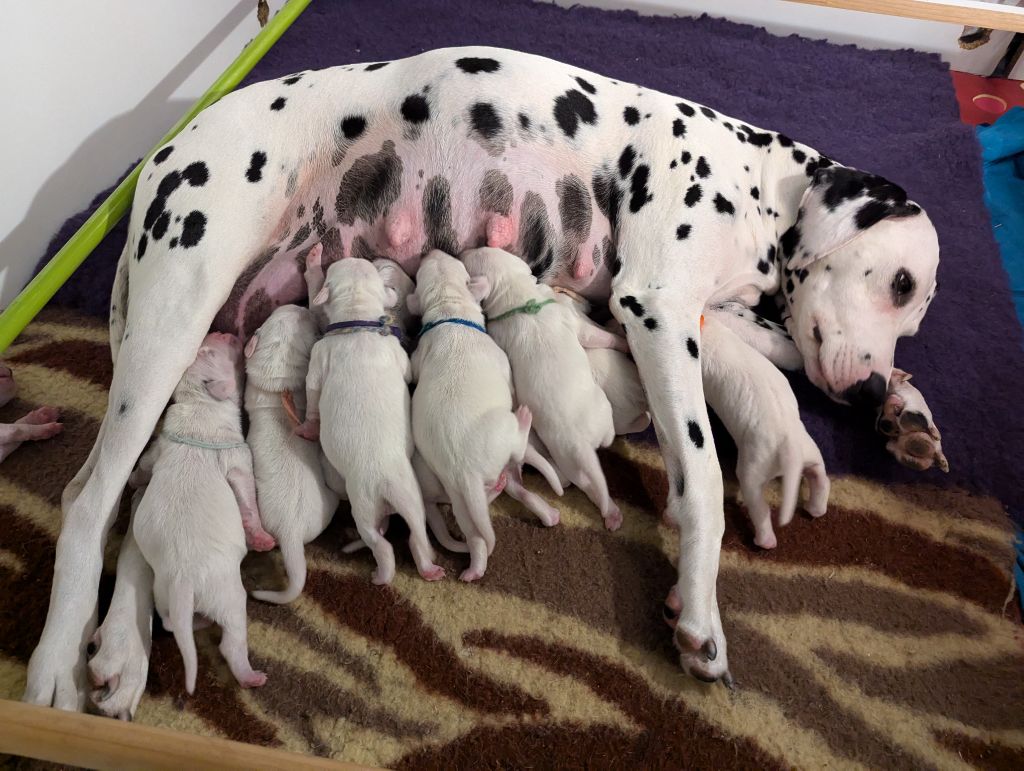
xmin=523 ymin=439 xmax=564 ymax=496
xmin=252 ymin=535 xmax=307 ymax=604
xmin=426 ymin=501 xmax=469 ymax=553
xmin=169 ymin=577 xmax=198 ymax=694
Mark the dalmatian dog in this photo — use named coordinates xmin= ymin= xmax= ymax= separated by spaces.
xmin=26 ymin=45 xmax=942 ymax=708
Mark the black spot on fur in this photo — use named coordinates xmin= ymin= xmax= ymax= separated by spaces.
xmin=777 ymin=134 xmax=793 ymax=147
xmin=618 ymin=146 xmax=636 ymax=178
xmin=246 ymin=151 xmax=267 ymax=182
xmin=757 ymin=259 xmax=770 ymax=274
xmin=740 ymin=125 xmax=773 ymax=147
xmin=287 ymin=222 xmax=312 ymax=250
xmin=480 ymin=170 xmax=513 ymax=216
xmin=700 ymin=106 xmax=716 ymax=119
xmin=592 ymin=171 xmax=622 ymax=233
xmin=644 ymin=317 xmax=658 ymax=330
xmin=681 ymin=151 xmax=692 ymax=165
xmin=180 ymin=211 xmax=206 ymax=248
xmin=686 ymin=337 xmax=699 ymax=358
xmin=687 ymin=420 xmax=704 ymax=449
xmin=423 ymin=176 xmax=460 ymax=255
xmin=677 ymin=102 xmax=695 ymax=117
xmin=282 ymin=74 xmax=302 ymax=85
xmin=153 ymin=146 xmax=173 ymax=164
xmin=629 ymin=165 xmax=652 ymax=214
xmin=470 ymin=102 xmax=502 ymax=139
xmin=271 ymin=97 xmax=286 ymax=111
xmin=713 ymin=193 xmax=735 ymax=215
xmin=780 ymin=225 xmax=801 ymax=258
xmin=695 ymin=157 xmax=711 ymax=179
xmin=676 ymin=224 xmax=691 ymax=240
xmin=519 ymin=191 xmax=555 ymax=277
xmin=519 ymin=113 xmax=531 ymax=130
xmin=750 ymin=186 xmax=760 ymax=200
xmin=181 ymin=161 xmax=208 ymax=187
xmin=296 ymin=204 xmax=305 ymax=218
xmin=364 ymin=62 xmax=389 ymax=71
xmin=156 ymin=171 xmax=182 ymax=199
xmin=684 ymin=184 xmax=702 ymax=207
xmin=136 ymin=233 xmax=147 ymax=260
xmin=456 ymin=57 xmax=501 ymax=74
xmin=786 ymin=278 xmax=795 ymax=294
xmin=553 ymin=89 xmax=597 ymax=139
xmin=623 ymin=106 xmax=640 ymax=125
xmin=341 ymin=115 xmax=367 ymax=140
xmin=619 ymin=295 xmax=645 ymax=317
xmin=401 ymin=94 xmax=430 ymax=123
xmin=672 ymin=119 xmax=686 ymax=138
xmin=169 ymin=238 xmax=177 ymax=248
xmin=152 ymin=212 xmax=170 ymax=241
xmin=675 ymin=475 xmax=685 ymax=496
xmin=574 ymin=76 xmax=596 ymax=94
xmin=557 ymin=174 xmax=592 ymax=238
xmin=603 ymin=236 xmax=620 ymax=277
xmin=335 ymin=140 xmax=403 ymax=226
xmin=792 ymin=149 xmax=807 ymax=163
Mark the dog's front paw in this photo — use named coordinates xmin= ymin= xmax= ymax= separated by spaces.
xmin=877 ymin=370 xmax=949 ymax=473
xmin=87 ymin=617 xmax=151 ymax=720
xmin=24 ymin=633 xmax=90 ymax=711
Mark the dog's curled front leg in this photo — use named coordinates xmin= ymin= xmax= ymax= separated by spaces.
xmin=610 ymin=279 xmax=731 ymax=685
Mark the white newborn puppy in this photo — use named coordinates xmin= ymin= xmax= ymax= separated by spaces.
xmin=462 ymin=247 xmax=621 ymax=530
xmin=245 ymin=305 xmax=339 ymax=603
xmin=552 ymin=289 xmax=651 ymax=435
xmin=295 ymin=258 xmax=443 ymax=584
xmin=701 ymin=316 xmax=830 ymax=549
xmin=409 ymin=250 xmax=536 ymax=582
xmin=132 ymin=333 xmax=266 ymax=693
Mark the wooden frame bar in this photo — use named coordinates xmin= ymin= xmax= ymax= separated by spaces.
xmin=0 ymin=699 xmax=371 ymax=770
xmin=785 ymin=0 xmax=1024 ymax=32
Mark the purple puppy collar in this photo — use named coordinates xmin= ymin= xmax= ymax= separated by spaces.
xmin=324 ymin=316 xmax=404 ymax=344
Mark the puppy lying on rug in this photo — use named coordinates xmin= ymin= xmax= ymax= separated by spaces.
xmin=26 ymin=45 xmax=948 ymax=709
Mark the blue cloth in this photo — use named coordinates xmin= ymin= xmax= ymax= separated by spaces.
xmin=978 ymin=107 xmax=1024 ymax=329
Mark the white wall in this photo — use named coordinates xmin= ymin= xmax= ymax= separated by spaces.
xmin=0 ymin=0 xmax=285 ymax=309
xmin=0 ymin=0 xmax=1015 ymax=310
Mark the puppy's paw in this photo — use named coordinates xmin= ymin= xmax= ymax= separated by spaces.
xmin=459 ymin=567 xmax=484 ymax=582
xmin=418 ymin=564 xmax=446 ymax=581
xmin=603 ymin=502 xmax=623 ymax=531
xmin=239 ymin=670 xmax=268 ymax=689
xmin=294 ymin=418 xmax=320 ymax=442
xmin=245 ymin=527 xmax=277 ymax=552
xmin=18 ymin=406 xmax=61 ymax=425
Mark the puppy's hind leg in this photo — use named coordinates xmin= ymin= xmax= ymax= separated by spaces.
xmin=449 ymin=485 xmax=492 ymax=582
xmin=350 ymin=493 xmax=396 ymax=585
xmin=385 ymin=468 xmax=445 ymax=581
xmin=217 ymin=577 xmax=266 ymax=689
xmin=503 ymin=464 xmax=560 ymax=527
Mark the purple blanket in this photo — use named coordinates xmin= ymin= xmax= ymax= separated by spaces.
xmin=37 ymin=0 xmax=1024 ymax=522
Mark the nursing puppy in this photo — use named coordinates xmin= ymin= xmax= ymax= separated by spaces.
xmin=463 ymin=247 xmax=621 ymax=530
xmin=245 ymin=305 xmax=340 ymax=603
xmin=700 ymin=317 xmax=830 ymax=549
xmin=409 ymin=250 xmax=535 ymax=581
xmin=131 ymin=333 xmax=266 ymax=693
xmin=295 ymin=259 xmax=443 ymax=584
xmin=552 ymin=290 xmax=651 ymax=436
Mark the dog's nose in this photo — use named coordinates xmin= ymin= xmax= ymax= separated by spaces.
xmin=842 ymin=372 xmax=887 ymax=407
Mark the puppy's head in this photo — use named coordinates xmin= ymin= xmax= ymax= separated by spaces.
xmin=407 ymin=250 xmax=489 ymax=318
xmin=373 ymin=258 xmax=415 ymax=330
xmin=313 ymin=258 xmax=395 ymax=319
xmin=177 ymin=332 xmax=244 ymax=404
xmin=0 ymin=363 xmax=15 ymax=407
xmin=460 ymin=247 xmax=533 ymax=309
xmin=244 ymin=305 xmax=318 ymax=391
xmin=781 ymin=167 xmax=939 ymax=407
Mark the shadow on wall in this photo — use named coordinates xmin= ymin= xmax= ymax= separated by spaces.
xmin=2 ymin=0 xmax=253 ymax=310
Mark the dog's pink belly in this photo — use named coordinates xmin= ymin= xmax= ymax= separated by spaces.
xmin=213 ymin=144 xmax=615 ymax=338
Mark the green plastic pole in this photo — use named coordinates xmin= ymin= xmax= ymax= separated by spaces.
xmin=0 ymin=0 xmax=312 ymax=353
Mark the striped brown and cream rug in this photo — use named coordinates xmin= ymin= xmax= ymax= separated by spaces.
xmin=1 ymin=309 xmax=1022 ymax=769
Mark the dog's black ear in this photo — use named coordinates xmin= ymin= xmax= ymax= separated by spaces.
xmin=782 ymin=166 xmax=922 ymax=270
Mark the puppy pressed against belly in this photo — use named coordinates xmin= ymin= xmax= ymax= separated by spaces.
xmin=298 ymin=258 xmax=443 ymax=584
xmin=245 ymin=305 xmax=340 ymax=603
xmin=131 ymin=333 xmax=266 ymax=693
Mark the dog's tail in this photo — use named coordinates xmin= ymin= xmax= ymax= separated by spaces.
xmin=426 ymin=501 xmax=469 ymax=553
xmin=523 ymin=438 xmax=564 ymax=496
xmin=169 ymin=577 xmax=198 ymax=694
xmin=251 ymin=535 xmax=307 ymax=604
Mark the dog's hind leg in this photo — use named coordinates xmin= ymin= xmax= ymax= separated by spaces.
xmin=385 ymin=467 xmax=445 ymax=581
xmin=351 ymin=493 xmax=396 ymax=585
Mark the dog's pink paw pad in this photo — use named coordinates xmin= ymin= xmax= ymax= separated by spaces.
xmin=420 ymin=565 xmax=446 ymax=581
xmin=459 ymin=568 xmax=483 ymax=582
xmin=246 ymin=530 xmax=277 ymax=552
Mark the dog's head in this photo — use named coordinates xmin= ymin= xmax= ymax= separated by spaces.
xmin=407 ymin=250 xmax=489 ymax=318
xmin=460 ymin=247 xmax=535 ymax=312
xmin=781 ymin=167 xmax=939 ymax=406
xmin=244 ymin=305 xmax=318 ymax=392
xmin=314 ymin=257 xmax=396 ymax=319
xmin=373 ymin=258 xmax=416 ymax=331
xmin=177 ymin=332 xmax=244 ymax=404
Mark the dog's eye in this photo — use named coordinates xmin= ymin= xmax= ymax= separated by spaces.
xmin=891 ymin=268 xmax=915 ymax=307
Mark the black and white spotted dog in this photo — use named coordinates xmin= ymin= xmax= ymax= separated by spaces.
xmin=25 ymin=46 xmax=941 ymax=712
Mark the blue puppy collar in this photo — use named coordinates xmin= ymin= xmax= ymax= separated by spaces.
xmin=418 ymin=318 xmax=487 ymax=337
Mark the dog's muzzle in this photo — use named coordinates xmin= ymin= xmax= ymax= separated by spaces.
xmin=842 ymin=372 xmax=887 ymax=408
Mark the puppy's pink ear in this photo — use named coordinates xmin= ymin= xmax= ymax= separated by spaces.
xmin=406 ymin=293 xmax=422 ymax=316
xmin=243 ymin=334 xmax=259 ymax=359
xmin=468 ymin=276 xmax=491 ymax=303
xmin=311 ymin=286 xmax=329 ymax=306
xmin=205 ymin=379 xmax=236 ymax=401
xmin=383 ymin=286 xmax=399 ymax=309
